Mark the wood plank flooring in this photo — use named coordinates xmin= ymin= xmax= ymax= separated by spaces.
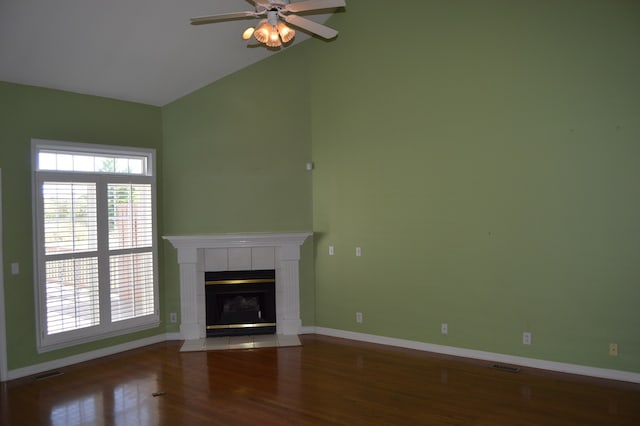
xmin=1 ymin=334 xmax=639 ymax=425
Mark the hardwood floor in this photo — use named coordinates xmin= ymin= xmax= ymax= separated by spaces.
xmin=2 ymin=334 xmax=639 ymax=425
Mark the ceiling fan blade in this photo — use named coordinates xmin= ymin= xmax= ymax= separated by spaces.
xmin=190 ymin=11 xmax=258 ymax=26
xmin=283 ymin=14 xmax=339 ymax=39
xmin=285 ymin=0 xmax=346 ymax=14
xmin=248 ymin=0 xmax=270 ymax=6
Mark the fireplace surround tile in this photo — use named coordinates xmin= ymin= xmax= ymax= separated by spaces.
xmin=164 ymin=232 xmax=312 ymax=340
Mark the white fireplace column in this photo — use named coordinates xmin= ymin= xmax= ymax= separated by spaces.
xmin=163 ymin=233 xmax=312 ymax=340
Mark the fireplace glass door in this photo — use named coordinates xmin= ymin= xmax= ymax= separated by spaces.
xmin=205 ymin=270 xmax=276 ymax=337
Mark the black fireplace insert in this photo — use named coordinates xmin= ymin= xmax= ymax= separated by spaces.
xmin=205 ymin=269 xmax=276 ymax=337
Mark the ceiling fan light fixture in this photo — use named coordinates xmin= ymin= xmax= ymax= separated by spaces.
xmin=192 ymin=0 xmax=345 ymax=48
xmin=253 ymin=20 xmax=271 ymax=43
xmin=242 ymin=27 xmax=255 ymax=40
xmin=277 ymin=23 xmax=295 ymax=43
xmin=250 ymin=13 xmax=293 ymax=47
xmin=266 ymin=28 xmax=282 ymax=47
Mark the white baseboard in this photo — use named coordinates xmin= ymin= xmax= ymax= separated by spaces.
xmin=7 ymin=333 xmax=174 ymax=381
xmin=306 ymin=327 xmax=640 ymax=384
xmin=8 ymin=327 xmax=639 ymax=384
xmin=164 ymin=332 xmax=183 ymax=341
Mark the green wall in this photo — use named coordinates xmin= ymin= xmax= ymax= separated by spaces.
xmin=0 ymin=82 xmax=163 ymax=370
xmin=311 ymin=0 xmax=640 ymax=372
xmin=161 ymin=46 xmax=315 ymax=328
xmin=2 ymin=0 xmax=639 ymax=377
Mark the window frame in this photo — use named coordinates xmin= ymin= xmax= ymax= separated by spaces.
xmin=31 ymin=139 xmax=160 ymax=353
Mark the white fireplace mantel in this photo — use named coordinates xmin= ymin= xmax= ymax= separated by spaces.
xmin=163 ymin=232 xmax=312 ymax=340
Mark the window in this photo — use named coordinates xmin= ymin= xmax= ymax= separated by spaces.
xmin=32 ymin=140 xmax=159 ymax=352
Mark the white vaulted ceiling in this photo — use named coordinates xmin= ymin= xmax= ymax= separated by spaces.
xmin=0 ymin=0 xmax=331 ymax=106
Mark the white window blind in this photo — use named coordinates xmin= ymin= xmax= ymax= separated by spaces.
xmin=45 ymin=257 xmax=100 ymax=334
xmin=108 ymin=184 xmax=153 ymax=250
xmin=107 ymin=183 xmax=155 ymax=322
xmin=32 ymin=140 xmax=159 ymax=352
xmin=42 ymin=181 xmax=100 ymax=335
xmin=43 ymin=182 xmax=98 ymax=254
xmin=110 ymin=252 xmax=154 ymax=322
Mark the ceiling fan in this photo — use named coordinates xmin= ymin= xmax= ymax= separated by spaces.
xmin=190 ymin=0 xmax=346 ymax=48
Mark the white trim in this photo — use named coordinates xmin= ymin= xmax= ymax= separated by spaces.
xmin=6 ymin=333 xmax=173 ymax=381
xmin=164 ymin=232 xmax=312 ymax=250
xmin=0 ymin=169 xmax=7 ymax=381
xmin=164 ymin=332 xmax=183 ymax=341
xmin=31 ymin=138 xmax=155 ymax=176
xmin=5 ymin=327 xmax=639 ymax=384
xmin=308 ymin=327 xmax=640 ymax=384
xmin=163 ymin=232 xmax=312 ymax=339
xmin=31 ymin=139 xmax=160 ymax=353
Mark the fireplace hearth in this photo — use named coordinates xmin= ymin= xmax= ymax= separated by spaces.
xmin=205 ymin=270 xmax=276 ymax=337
